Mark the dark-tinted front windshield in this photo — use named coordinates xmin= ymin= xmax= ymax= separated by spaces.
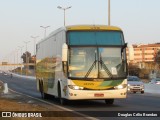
xmin=128 ymin=76 xmax=140 ymax=81
xmin=68 ymin=47 xmax=127 ymax=79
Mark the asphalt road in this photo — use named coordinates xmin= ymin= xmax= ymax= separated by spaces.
xmin=0 ymin=73 xmax=160 ymax=120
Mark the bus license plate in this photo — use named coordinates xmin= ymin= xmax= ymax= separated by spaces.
xmin=94 ymin=93 xmax=104 ymax=97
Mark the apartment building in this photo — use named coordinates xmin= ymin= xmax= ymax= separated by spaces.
xmin=126 ymin=43 xmax=160 ymax=78
xmin=127 ymin=43 xmax=160 ymax=63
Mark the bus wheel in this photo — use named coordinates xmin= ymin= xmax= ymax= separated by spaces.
xmin=105 ymin=99 xmax=114 ymax=105
xmin=58 ymin=83 xmax=67 ymax=105
xmin=39 ymin=81 xmax=47 ymax=99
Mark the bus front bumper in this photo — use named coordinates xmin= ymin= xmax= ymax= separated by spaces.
xmin=64 ymin=88 xmax=127 ymax=100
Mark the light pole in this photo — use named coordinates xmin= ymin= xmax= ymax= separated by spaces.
xmin=57 ymin=6 xmax=72 ymax=26
xmin=16 ymin=49 xmax=19 ymax=73
xmin=31 ymin=36 xmax=39 ymax=56
xmin=31 ymin=36 xmax=39 ymax=75
xmin=18 ymin=46 xmax=24 ymax=75
xmin=24 ymin=41 xmax=30 ymax=76
xmin=108 ymin=0 xmax=111 ymax=26
xmin=40 ymin=26 xmax=50 ymax=38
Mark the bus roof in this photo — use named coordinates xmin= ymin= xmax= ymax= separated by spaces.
xmin=66 ymin=25 xmax=122 ymax=31
xmin=37 ymin=25 xmax=122 ymax=44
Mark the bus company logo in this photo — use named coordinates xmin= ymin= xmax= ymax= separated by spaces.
xmin=84 ymin=83 xmax=94 ymax=86
xmin=2 ymin=112 xmax=11 ymax=117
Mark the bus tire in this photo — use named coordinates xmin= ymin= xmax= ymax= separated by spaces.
xmin=58 ymin=83 xmax=67 ymax=105
xmin=39 ymin=81 xmax=47 ymax=99
xmin=105 ymin=99 xmax=114 ymax=105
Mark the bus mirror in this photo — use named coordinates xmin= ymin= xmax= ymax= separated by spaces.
xmin=124 ymin=43 xmax=127 ymax=49
xmin=128 ymin=44 xmax=134 ymax=61
xmin=121 ymin=43 xmax=127 ymax=52
xmin=62 ymin=43 xmax=68 ymax=61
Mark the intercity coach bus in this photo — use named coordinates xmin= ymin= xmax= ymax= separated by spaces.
xmin=36 ymin=25 xmax=128 ymax=105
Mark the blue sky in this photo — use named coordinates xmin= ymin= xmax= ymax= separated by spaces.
xmin=0 ymin=0 xmax=160 ymax=61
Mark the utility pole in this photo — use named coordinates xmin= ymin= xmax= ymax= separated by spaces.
xmin=57 ymin=6 xmax=72 ymax=26
xmin=18 ymin=46 xmax=24 ymax=75
xmin=40 ymin=26 xmax=50 ymax=38
xmin=24 ymin=41 xmax=30 ymax=76
xmin=108 ymin=0 xmax=111 ymax=26
xmin=31 ymin=36 xmax=39 ymax=75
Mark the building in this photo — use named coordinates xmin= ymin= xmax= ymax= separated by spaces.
xmin=127 ymin=43 xmax=160 ymax=63
xmin=127 ymin=43 xmax=160 ymax=78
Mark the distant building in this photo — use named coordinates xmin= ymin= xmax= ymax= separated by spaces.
xmin=127 ymin=43 xmax=160 ymax=63
xmin=126 ymin=43 xmax=160 ymax=78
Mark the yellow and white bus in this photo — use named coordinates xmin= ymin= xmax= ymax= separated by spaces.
xmin=36 ymin=25 xmax=128 ymax=105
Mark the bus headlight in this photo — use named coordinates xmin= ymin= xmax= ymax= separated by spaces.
xmin=68 ymin=85 xmax=84 ymax=90
xmin=114 ymin=84 xmax=127 ymax=89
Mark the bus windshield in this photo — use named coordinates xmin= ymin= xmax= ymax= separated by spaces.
xmin=68 ymin=47 xmax=127 ymax=79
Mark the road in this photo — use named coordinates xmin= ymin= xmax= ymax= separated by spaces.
xmin=0 ymin=73 xmax=160 ymax=120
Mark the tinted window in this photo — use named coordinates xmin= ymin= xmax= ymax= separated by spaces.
xmin=128 ymin=76 xmax=140 ymax=81
xmin=68 ymin=31 xmax=124 ymax=45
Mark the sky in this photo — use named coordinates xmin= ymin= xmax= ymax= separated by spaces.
xmin=0 ymin=0 xmax=160 ymax=62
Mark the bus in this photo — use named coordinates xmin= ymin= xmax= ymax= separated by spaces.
xmin=36 ymin=25 xmax=128 ymax=105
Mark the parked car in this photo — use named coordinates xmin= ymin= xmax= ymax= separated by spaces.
xmin=127 ymin=76 xmax=144 ymax=94
xmin=150 ymin=78 xmax=160 ymax=85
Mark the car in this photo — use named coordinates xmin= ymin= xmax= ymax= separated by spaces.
xmin=127 ymin=76 xmax=144 ymax=94
xmin=150 ymin=78 xmax=160 ymax=85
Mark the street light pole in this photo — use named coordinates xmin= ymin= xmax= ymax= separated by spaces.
xmin=16 ymin=49 xmax=19 ymax=73
xmin=31 ymin=36 xmax=39 ymax=56
xmin=24 ymin=41 xmax=30 ymax=76
xmin=40 ymin=26 xmax=50 ymax=38
xmin=108 ymin=0 xmax=111 ymax=26
xmin=57 ymin=6 xmax=72 ymax=26
xmin=31 ymin=36 xmax=39 ymax=75
xmin=18 ymin=46 xmax=24 ymax=75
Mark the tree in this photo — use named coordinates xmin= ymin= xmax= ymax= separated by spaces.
xmin=155 ymin=50 xmax=160 ymax=64
xmin=155 ymin=50 xmax=160 ymax=70
xmin=128 ymin=63 xmax=140 ymax=76
xmin=21 ymin=51 xmax=34 ymax=63
xmin=21 ymin=51 xmax=35 ymax=69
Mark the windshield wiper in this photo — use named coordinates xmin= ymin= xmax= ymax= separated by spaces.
xmin=85 ymin=51 xmax=97 ymax=78
xmin=84 ymin=60 xmax=97 ymax=78
xmin=99 ymin=60 xmax=113 ymax=78
xmin=85 ymin=52 xmax=113 ymax=79
xmin=99 ymin=53 xmax=113 ymax=78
